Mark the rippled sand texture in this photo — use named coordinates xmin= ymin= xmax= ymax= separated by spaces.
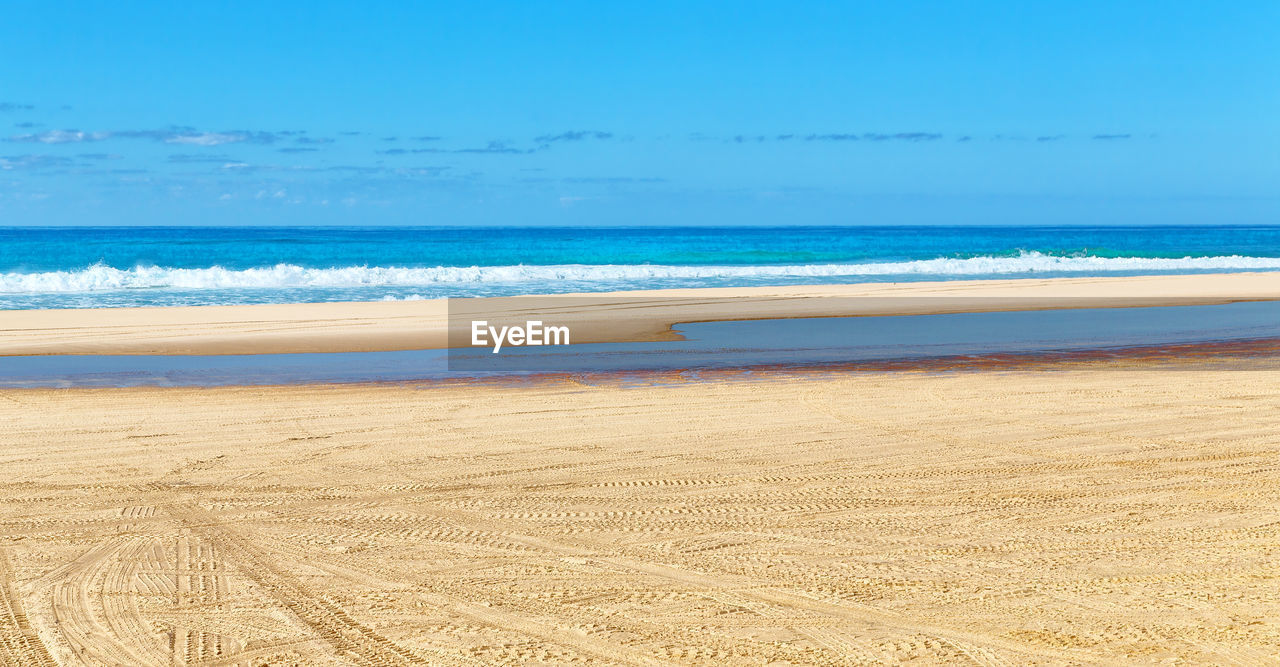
xmin=2 ymin=366 xmax=1278 ymax=664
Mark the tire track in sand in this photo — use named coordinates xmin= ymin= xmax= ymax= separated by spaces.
xmin=0 ymin=547 xmax=56 ymax=666
xmin=162 ymin=501 xmax=449 ymax=666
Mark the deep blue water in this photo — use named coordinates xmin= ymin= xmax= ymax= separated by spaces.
xmin=2 ymin=225 xmax=1280 ymax=309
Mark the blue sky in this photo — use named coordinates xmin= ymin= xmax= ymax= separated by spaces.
xmin=1 ymin=1 xmax=1276 ymax=226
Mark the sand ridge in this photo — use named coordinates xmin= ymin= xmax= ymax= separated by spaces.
xmin=2 ymin=271 xmax=1280 ymax=356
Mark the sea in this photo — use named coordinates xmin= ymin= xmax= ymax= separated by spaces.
xmin=2 ymin=225 xmax=1280 ymax=310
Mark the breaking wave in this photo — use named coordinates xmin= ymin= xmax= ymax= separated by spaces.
xmin=4 ymin=252 xmax=1280 ymax=293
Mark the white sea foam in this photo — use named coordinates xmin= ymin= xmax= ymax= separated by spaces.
xmin=3 ymin=252 xmax=1280 ymax=293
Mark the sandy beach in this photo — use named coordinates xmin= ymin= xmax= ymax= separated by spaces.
xmin=3 ymin=275 xmax=1280 ymax=664
xmin=2 ymin=360 xmax=1278 ymax=664
xmin=2 ymin=272 xmax=1279 ymax=356
xmin=7 ymin=2 xmax=1277 ymax=664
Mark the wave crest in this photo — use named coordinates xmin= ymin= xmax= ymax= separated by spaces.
xmin=3 ymin=252 xmax=1280 ymax=293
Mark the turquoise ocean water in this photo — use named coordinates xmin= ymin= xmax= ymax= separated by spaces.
xmin=2 ymin=225 xmax=1280 ymax=309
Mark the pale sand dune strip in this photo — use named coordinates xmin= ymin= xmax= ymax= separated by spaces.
xmin=1 ymin=271 xmax=1278 ymax=355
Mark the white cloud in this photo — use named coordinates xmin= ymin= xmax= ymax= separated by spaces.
xmin=9 ymin=129 xmax=110 ymax=144
xmin=167 ymin=132 xmax=246 ymax=146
